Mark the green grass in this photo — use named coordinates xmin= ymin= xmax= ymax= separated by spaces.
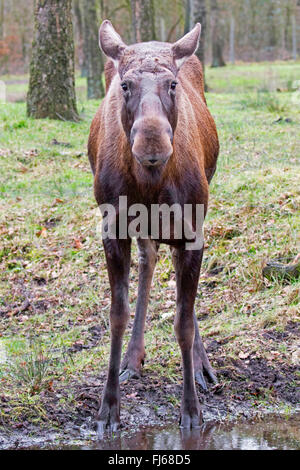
xmin=0 ymin=61 xmax=299 ymax=428
xmin=207 ymin=61 xmax=300 ymax=93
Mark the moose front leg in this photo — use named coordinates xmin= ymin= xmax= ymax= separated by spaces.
xmin=173 ymin=247 xmax=203 ymax=428
xmin=97 ymin=238 xmax=131 ymax=435
xmin=120 ymin=239 xmax=159 ymax=382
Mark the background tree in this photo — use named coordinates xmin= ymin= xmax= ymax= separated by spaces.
xmin=292 ymin=12 xmax=297 ymax=59
xmin=184 ymin=0 xmax=193 ymax=34
xmin=193 ymin=0 xmax=207 ymax=87
xmin=73 ymin=0 xmax=87 ymax=77
xmin=185 ymin=1 xmax=207 ymax=88
xmin=27 ymin=0 xmax=78 ymax=121
xmin=0 ymin=0 xmax=4 ymax=40
xmin=210 ymin=0 xmax=226 ymax=67
xmin=131 ymin=0 xmax=156 ymax=42
xmin=229 ymin=14 xmax=235 ymax=64
xmin=82 ymin=0 xmax=104 ymax=99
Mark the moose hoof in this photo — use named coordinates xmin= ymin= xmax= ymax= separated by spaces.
xmin=97 ymin=400 xmax=120 ymax=437
xmin=194 ymin=370 xmax=208 ymax=391
xmin=119 ymin=368 xmax=141 ymax=383
xmin=194 ymin=367 xmax=218 ymax=391
xmin=180 ymin=406 xmax=203 ymax=429
xmin=120 ymin=348 xmax=145 ymax=383
xmin=97 ymin=419 xmax=119 ymax=438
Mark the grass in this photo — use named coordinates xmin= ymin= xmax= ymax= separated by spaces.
xmin=0 ymin=61 xmax=299 ymax=429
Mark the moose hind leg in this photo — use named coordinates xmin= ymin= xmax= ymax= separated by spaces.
xmin=193 ymin=310 xmax=218 ymax=391
xmin=120 ymin=239 xmax=159 ymax=382
xmin=97 ymin=238 xmax=131 ymax=435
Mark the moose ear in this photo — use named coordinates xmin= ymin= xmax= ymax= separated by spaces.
xmin=99 ymin=20 xmax=126 ymax=63
xmin=172 ymin=23 xmax=201 ymax=69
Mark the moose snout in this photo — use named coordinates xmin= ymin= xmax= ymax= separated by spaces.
xmin=141 ymin=154 xmax=169 ymax=167
xmin=131 ymin=118 xmax=173 ymax=168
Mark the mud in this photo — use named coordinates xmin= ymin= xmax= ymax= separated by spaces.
xmin=0 ymin=321 xmax=299 ymax=450
xmin=1 ymin=414 xmax=299 ymax=450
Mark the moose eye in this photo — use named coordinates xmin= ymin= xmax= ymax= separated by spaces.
xmin=170 ymin=81 xmax=178 ymax=91
xmin=121 ymin=82 xmax=128 ymax=92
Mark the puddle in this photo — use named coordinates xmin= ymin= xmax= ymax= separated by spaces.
xmin=1 ymin=414 xmax=299 ymax=450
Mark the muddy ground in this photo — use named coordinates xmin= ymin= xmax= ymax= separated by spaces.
xmin=1 ymin=320 xmax=299 ymax=449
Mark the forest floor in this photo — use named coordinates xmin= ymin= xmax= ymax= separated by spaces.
xmin=0 ymin=61 xmax=299 ymax=447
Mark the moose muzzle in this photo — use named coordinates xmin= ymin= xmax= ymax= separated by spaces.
xmin=131 ymin=117 xmax=173 ymax=168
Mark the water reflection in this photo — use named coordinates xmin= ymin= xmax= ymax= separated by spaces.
xmin=93 ymin=416 xmax=300 ymax=451
xmin=4 ymin=415 xmax=299 ymax=450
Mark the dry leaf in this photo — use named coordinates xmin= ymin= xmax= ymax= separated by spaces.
xmin=73 ymin=238 xmax=82 ymax=250
xmin=36 ymin=227 xmax=47 ymax=238
xmin=19 ymin=165 xmax=28 ymax=173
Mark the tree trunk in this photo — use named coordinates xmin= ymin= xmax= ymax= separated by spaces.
xmin=82 ymin=0 xmax=104 ymax=99
xmin=193 ymin=0 xmax=207 ymax=89
xmin=131 ymin=0 xmax=156 ymax=42
xmin=292 ymin=14 xmax=297 ymax=60
xmin=229 ymin=15 xmax=235 ymax=64
xmin=73 ymin=0 xmax=87 ymax=78
xmin=268 ymin=3 xmax=276 ymax=48
xmin=0 ymin=0 xmax=4 ymax=40
xmin=285 ymin=4 xmax=291 ymax=49
xmin=27 ymin=0 xmax=78 ymax=121
xmin=193 ymin=0 xmax=206 ymax=67
xmin=160 ymin=17 xmax=166 ymax=42
xmin=210 ymin=0 xmax=226 ymax=67
xmin=184 ymin=0 xmax=192 ymax=34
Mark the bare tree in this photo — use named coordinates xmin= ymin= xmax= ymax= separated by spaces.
xmin=82 ymin=0 xmax=104 ymax=99
xmin=0 ymin=0 xmax=4 ymax=40
xmin=27 ymin=0 xmax=78 ymax=121
xmin=229 ymin=15 xmax=235 ymax=64
xmin=210 ymin=0 xmax=226 ymax=67
xmin=184 ymin=0 xmax=192 ymax=34
xmin=193 ymin=0 xmax=206 ymax=68
xmin=73 ymin=0 xmax=87 ymax=77
xmin=292 ymin=13 xmax=297 ymax=59
xmin=160 ymin=16 xmax=166 ymax=42
xmin=131 ymin=0 xmax=156 ymax=42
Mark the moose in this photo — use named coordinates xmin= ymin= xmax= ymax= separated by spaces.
xmin=88 ymin=20 xmax=219 ymax=432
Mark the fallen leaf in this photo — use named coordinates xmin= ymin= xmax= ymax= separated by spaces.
xmin=73 ymin=238 xmax=82 ymax=250
xmin=47 ymin=381 xmax=54 ymax=392
xmin=19 ymin=165 xmax=28 ymax=173
xmin=36 ymin=227 xmax=47 ymax=238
